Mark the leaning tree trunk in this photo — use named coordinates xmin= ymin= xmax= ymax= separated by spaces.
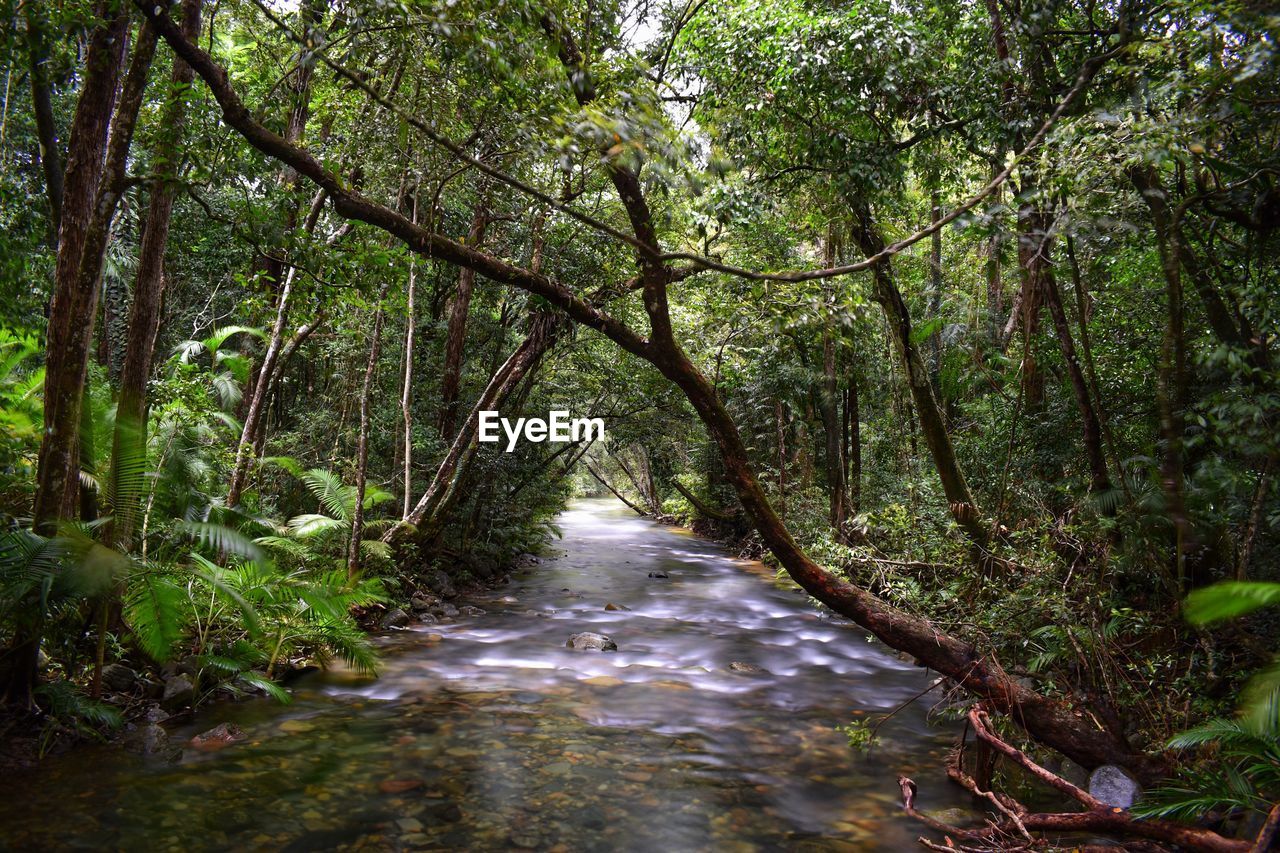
xmin=851 ymin=203 xmax=987 ymax=546
xmin=390 ymin=313 xmax=560 ymax=549
xmin=1026 ymin=205 xmax=1112 ymax=494
xmin=110 ymin=0 xmax=202 ymax=549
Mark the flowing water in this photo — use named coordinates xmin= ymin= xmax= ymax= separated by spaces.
xmin=0 ymin=498 xmax=971 ymax=851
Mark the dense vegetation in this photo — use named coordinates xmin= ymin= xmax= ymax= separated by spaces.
xmin=0 ymin=0 xmax=1276 ymax=847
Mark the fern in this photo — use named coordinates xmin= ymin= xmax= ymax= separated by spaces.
xmin=124 ymin=573 xmax=188 ymax=661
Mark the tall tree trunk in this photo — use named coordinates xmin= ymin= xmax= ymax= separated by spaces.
xmin=1014 ymin=198 xmax=1047 ymax=410
xmin=986 ymin=169 xmax=1005 ymax=345
xmin=34 ymin=7 xmax=149 ymax=531
xmin=348 ymin=285 xmax=388 ymax=579
xmin=32 ymin=4 xmax=131 ymax=531
xmin=438 ymin=203 xmax=489 ymax=439
xmin=227 ymin=191 xmax=326 ymax=507
xmin=401 ymin=196 xmax=419 ymax=519
xmin=820 ymin=233 xmax=848 ymax=532
xmin=110 ymin=0 xmax=202 ymax=549
xmin=1032 ymin=212 xmax=1112 ymax=494
xmin=845 ymin=378 xmax=861 ymax=514
xmin=1141 ymin=176 xmax=1194 ymax=590
xmin=928 ymin=188 xmax=943 ymax=389
xmin=821 ymin=322 xmax=847 ymax=531
xmin=16 ymin=2 xmax=131 ymax=708
xmin=852 ymin=203 xmax=987 ymax=545
xmin=24 ymin=1 xmax=63 ymax=242
xmin=1065 ymin=231 xmax=1130 ymax=505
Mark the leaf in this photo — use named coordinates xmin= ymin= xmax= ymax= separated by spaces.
xmin=238 ymin=672 xmax=291 ymax=703
xmin=180 ymin=521 xmax=265 ymax=563
xmin=1184 ymin=582 xmax=1280 ymax=625
xmin=124 ymin=574 xmax=188 ymax=661
xmin=287 ymin=514 xmax=347 ymax=538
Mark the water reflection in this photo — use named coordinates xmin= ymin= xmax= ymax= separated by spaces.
xmin=0 ymin=498 xmax=969 ymax=851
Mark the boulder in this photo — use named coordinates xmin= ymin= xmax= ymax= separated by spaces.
xmin=647 ymin=571 xmax=669 ymax=579
xmin=189 ymin=722 xmax=246 ymax=752
xmin=1088 ymin=764 xmax=1142 ymax=809
xmin=161 ymin=674 xmax=194 ymax=709
xmin=101 ymin=663 xmax=139 ymax=693
xmin=566 ymin=632 xmax=618 ymax=652
xmin=430 ymin=602 xmax=460 ymax=619
xmin=381 ymin=608 xmax=412 ymax=630
xmin=423 ymin=568 xmax=457 ymax=599
xmin=604 ymin=602 xmax=632 ymax=612
xmin=409 ymin=593 xmax=436 ymax=612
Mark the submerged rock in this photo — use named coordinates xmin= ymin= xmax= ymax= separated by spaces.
xmin=565 ymin=632 xmax=618 ymax=652
xmin=728 ymin=661 xmax=767 ymax=675
xmin=1089 ymin=764 xmax=1141 ymax=809
xmin=377 ymin=778 xmax=423 ymax=794
xmin=458 ymin=605 xmax=486 ymax=617
xmin=647 ymin=571 xmax=669 ymax=579
xmin=161 ymin=674 xmax=194 ymax=709
xmin=189 ymin=722 xmax=246 ymax=752
xmin=604 ymin=602 xmax=631 ymax=611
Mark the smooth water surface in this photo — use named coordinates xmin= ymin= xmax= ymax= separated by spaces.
xmin=0 ymin=498 xmax=969 ymax=851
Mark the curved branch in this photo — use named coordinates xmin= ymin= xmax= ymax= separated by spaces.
xmin=137 ymin=0 xmax=649 ymax=360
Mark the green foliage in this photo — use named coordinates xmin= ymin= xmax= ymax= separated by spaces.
xmin=1135 ymin=689 xmax=1280 ymax=823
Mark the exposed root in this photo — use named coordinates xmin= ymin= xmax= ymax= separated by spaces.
xmin=897 ymin=708 xmax=1252 ymax=853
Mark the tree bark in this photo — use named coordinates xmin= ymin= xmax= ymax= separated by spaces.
xmin=928 ymin=188 xmax=943 ymax=388
xmin=671 ymin=479 xmax=734 ymax=522
xmin=439 ymin=202 xmax=489 ymax=439
xmin=821 ymin=320 xmax=847 ymax=531
xmin=845 ymin=379 xmax=861 ymax=514
xmin=34 ymin=5 xmax=141 ymax=532
xmin=110 ymin=0 xmax=202 ymax=549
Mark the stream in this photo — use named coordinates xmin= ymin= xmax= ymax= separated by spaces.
xmin=0 ymin=498 xmax=971 ymax=851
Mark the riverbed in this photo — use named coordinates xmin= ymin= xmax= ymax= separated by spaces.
xmin=0 ymin=498 xmax=970 ymax=851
